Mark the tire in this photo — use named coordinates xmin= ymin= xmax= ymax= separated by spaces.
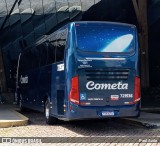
xmin=45 ymin=99 xmax=58 ymax=125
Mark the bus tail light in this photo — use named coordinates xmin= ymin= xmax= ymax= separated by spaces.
xmin=69 ymin=76 xmax=80 ymax=105
xmin=134 ymin=77 xmax=141 ymax=103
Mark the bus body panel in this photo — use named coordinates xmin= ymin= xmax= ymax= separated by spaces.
xmin=51 ymin=61 xmax=65 ymax=116
xmin=76 ymin=55 xmax=138 ymax=107
xmin=36 ymin=65 xmax=52 ymax=112
xmin=63 ymin=103 xmax=140 ymax=121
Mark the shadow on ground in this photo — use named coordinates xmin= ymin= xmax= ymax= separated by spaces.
xmin=19 ymin=109 xmax=148 ymax=137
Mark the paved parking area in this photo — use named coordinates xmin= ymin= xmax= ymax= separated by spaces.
xmin=0 ymin=111 xmax=160 ymax=145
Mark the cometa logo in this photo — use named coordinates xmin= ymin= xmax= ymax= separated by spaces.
xmin=86 ymin=81 xmax=128 ymax=90
xmin=20 ymin=75 xmax=28 ymax=84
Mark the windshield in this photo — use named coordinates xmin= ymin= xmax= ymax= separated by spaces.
xmin=75 ymin=24 xmax=135 ymax=53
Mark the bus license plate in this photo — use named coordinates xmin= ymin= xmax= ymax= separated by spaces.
xmin=102 ymin=111 xmax=114 ymax=116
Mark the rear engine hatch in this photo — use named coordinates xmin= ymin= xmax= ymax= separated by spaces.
xmin=78 ymin=68 xmax=135 ymax=106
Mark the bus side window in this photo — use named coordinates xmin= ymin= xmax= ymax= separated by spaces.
xmin=39 ymin=43 xmax=48 ymax=67
xmin=19 ymin=53 xmax=25 ymax=73
xmin=47 ymin=34 xmax=57 ymax=65
xmin=47 ymin=43 xmax=56 ymax=65
xmin=56 ymin=29 xmax=67 ymax=62
xmin=26 ymin=50 xmax=33 ymax=71
xmin=32 ymin=46 xmax=40 ymax=69
xmin=19 ymin=48 xmax=34 ymax=73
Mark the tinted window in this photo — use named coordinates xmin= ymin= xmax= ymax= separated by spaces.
xmin=19 ymin=49 xmax=33 ymax=72
xmin=32 ymin=46 xmax=40 ymax=69
xmin=76 ymin=24 xmax=135 ymax=53
xmin=19 ymin=53 xmax=25 ymax=72
xmin=56 ymin=29 xmax=67 ymax=62
xmin=47 ymin=34 xmax=57 ymax=64
xmin=39 ymin=43 xmax=48 ymax=67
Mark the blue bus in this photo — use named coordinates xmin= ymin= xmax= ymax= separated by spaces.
xmin=16 ymin=21 xmax=141 ymax=124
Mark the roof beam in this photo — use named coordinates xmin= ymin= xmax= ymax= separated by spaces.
xmin=132 ymin=0 xmax=149 ymax=88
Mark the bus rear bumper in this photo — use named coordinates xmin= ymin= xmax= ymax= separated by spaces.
xmin=62 ymin=102 xmax=140 ymax=121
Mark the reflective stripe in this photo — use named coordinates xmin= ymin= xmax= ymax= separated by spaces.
xmin=86 ymin=58 xmax=126 ymax=60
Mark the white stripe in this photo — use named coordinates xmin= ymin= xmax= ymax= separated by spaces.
xmin=86 ymin=58 xmax=126 ymax=60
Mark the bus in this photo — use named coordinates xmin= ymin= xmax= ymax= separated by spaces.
xmin=16 ymin=21 xmax=141 ymax=124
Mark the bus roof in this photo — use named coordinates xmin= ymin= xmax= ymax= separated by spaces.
xmin=72 ymin=21 xmax=136 ymax=28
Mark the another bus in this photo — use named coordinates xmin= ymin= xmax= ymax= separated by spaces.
xmin=16 ymin=21 xmax=141 ymax=124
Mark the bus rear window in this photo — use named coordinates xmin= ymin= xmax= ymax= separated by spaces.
xmin=75 ymin=25 xmax=135 ymax=53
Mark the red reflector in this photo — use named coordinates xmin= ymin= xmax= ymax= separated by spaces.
xmin=70 ymin=105 xmax=72 ymax=111
xmin=134 ymin=77 xmax=141 ymax=102
xmin=69 ymin=76 xmax=80 ymax=105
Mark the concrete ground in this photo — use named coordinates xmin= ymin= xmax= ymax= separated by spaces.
xmin=120 ymin=112 xmax=160 ymax=129
xmin=0 ymin=104 xmax=160 ymax=145
xmin=0 ymin=104 xmax=28 ymax=128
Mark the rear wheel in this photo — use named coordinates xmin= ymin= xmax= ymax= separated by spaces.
xmin=45 ymin=99 xmax=58 ymax=125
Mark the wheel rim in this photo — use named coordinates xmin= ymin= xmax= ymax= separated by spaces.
xmin=45 ymin=102 xmax=49 ymax=119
